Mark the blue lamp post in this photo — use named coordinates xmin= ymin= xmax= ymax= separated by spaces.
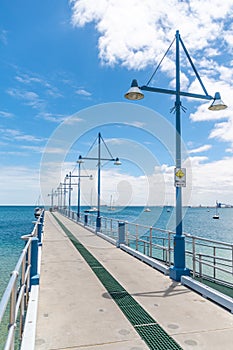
xmin=79 ymin=132 xmax=121 ymax=232
xmin=76 ymin=156 xmax=93 ymax=220
xmin=56 ymin=183 xmax=63 ymax=210
xmin=48 ymin=189 xmax=55 ymax=209
xmin=124 ymin=30 xmax=227 ymax=281
xmin=65 ymin=165 xmax=93 ymax=220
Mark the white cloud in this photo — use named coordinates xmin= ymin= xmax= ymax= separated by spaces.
xmin=37 ymin=112 xmax=69 ymax=123
xmin=15 ymin=72 xmax=64 ymax=99
xmin=20 ymin=145 xmax=44 ymax=153
xmin=0 ymin=155 xmax=231 ymax=206
xmin=7 ymin=88 xmax=39 ymax=100
xmin=70 ymin=0 xmax=233 ymax=147
xmin=187 ymin=155 xmax=233 ymax=206
xmin=75 ymin=88 xmax=92 ymax=96
xmin=7 ymin=88 xmax=44 ymax=109
xmin=42 ymin=156 xmax=233 ymax=207
xmin=15 ymin=74 xmax=43 ymax=85
xmin=209 ymin=120 xmax=233 ymax=144
xmin=189 ymin=144 xmax=212 ymax=154
xmin=0 ymin=111 xmax=14 ymax=118
xmin=0 ymin=128 xmax=45 ymax=143
xmin=0 ymin=166 xmax=40 ymax=205
xmin=0 ymin=29 xmax=8 ymax=45
xmin=70 ymin=1 xmax=233 ymax=67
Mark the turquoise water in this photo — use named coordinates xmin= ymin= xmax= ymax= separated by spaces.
xmin=0 ymin=206 xmax=35 ymax=299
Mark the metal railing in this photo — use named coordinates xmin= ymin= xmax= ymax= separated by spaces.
xmin=60 ymin=208 xmax=233 ymax=289
xmin=0 ymin=209 xmax=44 ymax=350
xmin=185 ymin=235 xmax=233 ymax=287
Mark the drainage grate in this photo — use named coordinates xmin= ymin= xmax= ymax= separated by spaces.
xmin=53 ymin=214 xmax=183 ymax=350
xmin=136 ymin=324 xmax=182 ymax=350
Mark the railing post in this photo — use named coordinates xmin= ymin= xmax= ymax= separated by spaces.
xmin=117 ymin=222 xmax=125 ymax=248
xmin=149 ymin=227 xmax=152 ymax=257
xmin=30 ymin=237 xmax=39 ymax=287
xmin=19 ymin=256 xmax=26 ymax=336
xmin=192 ymin=237 xmax=196 ymax=278
xmin=110 ymin=219 xmax=113 ymax=236
xmin=136 ymin=224 xmax=138 ymax=251
xmin=96 ymin=216 xmax=101 ymax=233
xmin=162 ymin=238 xmax=165 ymax=261
xmin=232 ymin=246 xmax=233 ymax=275
xmin=168 ymin=232 xmax=172 ymax=266
xmin=199 ymin=254 xmax=202 ymax=278
xmin=84 ymin=214 xmax=88 ymax=226
xmin=37 ymin=222 xmax=43 ymax=245
xmin=104 ymin=218 xmax=107 ymax=234
xmin=213 ymin=246 xmax=216 ymax=280
xmin=40 ymin=210 xmax=44 ymax=223
xmin=9 ymin=272 xmax=18 ymax=350
xmin=125 ymin=222 xmax=128 ymax=245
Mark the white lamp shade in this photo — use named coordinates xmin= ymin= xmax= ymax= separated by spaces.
xmin=124 ymin=79 xmax=144 ymax=100
xmin=208 ymin=92 xmax=227 ymax=111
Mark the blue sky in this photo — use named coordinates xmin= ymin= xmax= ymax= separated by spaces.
xmin=1 ymin=0 xmax=233 ymax=207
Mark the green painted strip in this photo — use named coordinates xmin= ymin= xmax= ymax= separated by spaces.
xmin=52 ymin=214 xmax=183 ymax=350
xmin=194 ymin=277 xmax=233 ymax=298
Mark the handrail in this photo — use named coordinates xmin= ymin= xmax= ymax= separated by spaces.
xmin=0 ymin=208 xmax=44 ymax=350
xmin=60 ymin=208 xmax=233 ymax=289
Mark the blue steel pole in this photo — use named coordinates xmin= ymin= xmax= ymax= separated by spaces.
xmin=63 ymin=181 xmax=66 ymax=210
xmin=125 ymin=31 xmax=225 ymax=280
xmin=96 ymin=132 xmax=101 ymax=231
xmin=58 ymin=184 xmax=62 ymax=210
xmin=68 ymin=172 xmax=71 ymax=217
xmin=170 ymin=30 xmax=190 ymax=281
xmin=77 ymin=162 xmax=81 ymax=220
xmin=30 ymin=237 xmax=39 ymax=287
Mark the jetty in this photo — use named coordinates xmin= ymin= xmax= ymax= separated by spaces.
xmin=28 ymin=212 xmax=233 ymax=349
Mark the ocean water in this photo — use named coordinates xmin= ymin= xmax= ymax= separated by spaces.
xmin=0 ymin=206 xmax=35 ymax=299
xmin=1 ymin=205 xmax=233 ymax=300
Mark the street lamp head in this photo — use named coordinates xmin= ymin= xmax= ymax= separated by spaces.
xmin=114 ymin=157 xmax=121 ymax=166
xmin=124 ymin=79 xmax=144 ymax=100
xmin=208 ymin=92 xmax=227 ymax=111
xmin=89 ymin=174 xmax=93 ymax=180
xmin=77 ymin=155 xmax=84 ymax=164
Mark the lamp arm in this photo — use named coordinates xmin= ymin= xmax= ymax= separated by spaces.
xmin=67 ymin=175 xmax=91 ymax=178
xmin=140 ymin=85 xmax=213 ymax=101
xmin=179 ymin=36 xmax=209 ymax=97
xmin=81 ymin=156 xmax=117 ymax=161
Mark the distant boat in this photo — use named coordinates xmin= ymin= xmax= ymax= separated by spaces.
xmin=144 ymin=208 xmax=151 ymax=212
xmin=164 ymin=205 xmax=171 ymax=212
xmin=84 ymin=207 xmax=98 ymax=213
xmin=107 ymin=195 xmax=116 ymax=211
xmin=84 ymin=189 xmax=98 ymax=213
xmin=213 ymin=201 xmax=219 ymax=219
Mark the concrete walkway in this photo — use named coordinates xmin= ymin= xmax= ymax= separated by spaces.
xmin=35 ymin=212 xmax=233 ymax=350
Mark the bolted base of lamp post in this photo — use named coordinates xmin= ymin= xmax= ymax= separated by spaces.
xmin=169 ymin=266 xmax=190 ymax=282
xmin=96 ymin=216 xmax=101 ymax=233
xmin=169 ymin=234 xmax=190 ymax=281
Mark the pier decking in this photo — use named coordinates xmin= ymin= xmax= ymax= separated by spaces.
xmin=34 ymin=211 xmax=233 ymax=350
